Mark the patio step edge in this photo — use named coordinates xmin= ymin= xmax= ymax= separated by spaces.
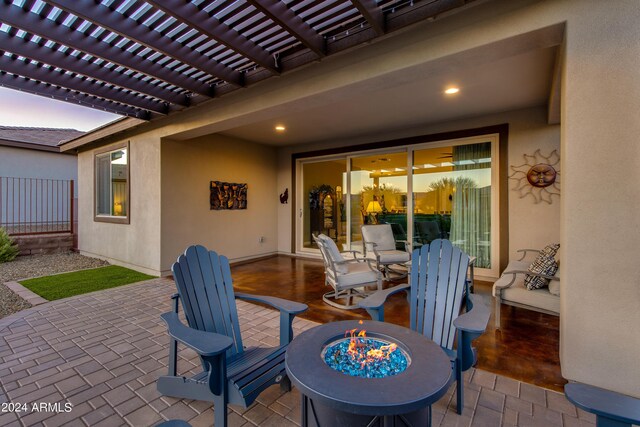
xmin=3 ymin=280 xmax=48 ymax=306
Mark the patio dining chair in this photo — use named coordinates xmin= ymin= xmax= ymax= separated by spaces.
xmin=358 ymin=239 xmax=490 ymax=414
xmin=361 ymin=223 xmax=411 ymax=280
xmin=385 ymin=222 xmax=409 ymax=250
xmin=157 ymin=245 xmax=308 ymax=427
xmin=314 ymin=233 xmax=382 ymax=309
xmin=414 ymin=220 xmax=443 ymax=245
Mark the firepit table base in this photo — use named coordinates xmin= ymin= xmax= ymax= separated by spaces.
xmin=286 ymin=320 xmax=452 ymax=427
xmin=302 ymin=395 xmax=431 ymax=427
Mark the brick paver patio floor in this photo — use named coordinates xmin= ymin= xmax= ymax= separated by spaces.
xmin=0 ymin=278 xmax=595 ymax=427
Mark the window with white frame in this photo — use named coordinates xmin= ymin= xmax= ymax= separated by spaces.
xmin=95 ymin=143 xmax=129 ymax=223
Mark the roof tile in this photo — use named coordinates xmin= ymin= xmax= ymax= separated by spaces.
xmin=0 ymin=126 xmax=85 ymax=147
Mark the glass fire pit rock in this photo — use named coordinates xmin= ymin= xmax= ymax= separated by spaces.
xmin=322 ymin=335 xmax=410 ymax=378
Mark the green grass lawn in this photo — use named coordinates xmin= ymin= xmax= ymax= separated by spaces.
xmin=20 ymin=265 xmax=155 ymax=301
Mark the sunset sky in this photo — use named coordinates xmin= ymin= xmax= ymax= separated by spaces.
xmin=0 ymin=87 xmax=121 ymax=131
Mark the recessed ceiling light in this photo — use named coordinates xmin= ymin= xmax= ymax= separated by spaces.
xmin=275 ymin=125 xmax=286 ymax=132
xmin=444 ymin=87 xmax=460 ymax=95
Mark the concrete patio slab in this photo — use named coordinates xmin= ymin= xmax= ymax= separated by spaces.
xmin=0 ymin=278 xmax=594 ymax=426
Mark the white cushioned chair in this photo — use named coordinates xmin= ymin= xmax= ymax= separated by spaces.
xmin=314 ymin=234 xmax=382 ymax=309
xmin=361 ymin=224 xmax=411 ymax=280
xmin=492 ymin=248 xmax=560 ymax=328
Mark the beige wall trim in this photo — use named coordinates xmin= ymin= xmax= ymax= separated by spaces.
xmin=79 ymin=250 xmax=159 ymax=277
xmin=160 ymin=251 xmax=283 ymax=277
xmin=229 ymin=254 xmax=278 ymax=267
xmin=547 ymin=31 xmax=565 ymax=125
xmin=60 ymin=117 xmax=144 ymax=152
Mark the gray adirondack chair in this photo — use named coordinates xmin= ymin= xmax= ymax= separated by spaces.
xmin=157 ymin=245 xmax=308 ymax=427
xmin=358 ymin=239 xmax=490 ymax=414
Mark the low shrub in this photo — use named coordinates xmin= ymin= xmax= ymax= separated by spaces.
xmin=0 ymin=227 xmax=19 ymax=263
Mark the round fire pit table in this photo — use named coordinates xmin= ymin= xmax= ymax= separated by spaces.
xmin=285 ymin=320 xmax=452 ymax=427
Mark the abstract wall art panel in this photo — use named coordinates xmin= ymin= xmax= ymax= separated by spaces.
xmin=210 ymin=181 xmax=247 ymax=210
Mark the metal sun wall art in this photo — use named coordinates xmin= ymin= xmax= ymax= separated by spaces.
xmin=509 ymin=149 xmax=560 ymax=204
xmin=210 ymin=181 xmax=247 ymax=210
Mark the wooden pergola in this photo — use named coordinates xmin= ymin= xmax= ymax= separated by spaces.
xmin=0 ymin=0 xmax=475 ymax=120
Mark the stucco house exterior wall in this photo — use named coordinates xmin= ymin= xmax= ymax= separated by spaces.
xmin=67 ymin=0 xmax=640 ymax=400
xmin=160 ymin=135 xmax=278 ymax=275
xmin=0 ymin=145 xmax=77 ymax=183
xmin=77 ymin=135 xmax=161 ymax=275
xmin=0 ymin=126 xmax=81 ymax=228
xmin=0 ymin=126 xmax=80 ymax=184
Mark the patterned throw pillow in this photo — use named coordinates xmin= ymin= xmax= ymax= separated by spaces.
xmin=525 ymin=254 xmax=559 ymax=290
xmin=540 ymin=243 xmax=560 ymax=258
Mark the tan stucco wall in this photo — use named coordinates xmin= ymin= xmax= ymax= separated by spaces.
xmin=77 ymin=137 xmax=161 ymax=275
xmin=506 ymin=110 xmax=560 ymax=258
xmin=559 ymin=0 xmax=640 ymax=398
xmin=160 ymin=135 xmax=278 ymax=274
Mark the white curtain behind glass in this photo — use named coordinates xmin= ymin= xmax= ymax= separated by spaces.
xmin=449 ymin=142 xmax=492 ymax=268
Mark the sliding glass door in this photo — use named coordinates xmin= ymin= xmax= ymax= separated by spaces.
xmin=413 ymin=140 xmax=494 ymax=271
xmin=349 ymin=152 xmax=408 ymax=252
xmin=299 ymin=159 xmax=347 ymax=250
xmin=297 ymin=135 xmax=499 ymax=277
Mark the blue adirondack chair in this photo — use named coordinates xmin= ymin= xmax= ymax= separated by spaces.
xmin=157 ymin=245 xmax=308 ymax=427
xmin=565 ymin=383 xmax=640 ymax=427
xmin=358 ymin=239 xmax=490 ymax=414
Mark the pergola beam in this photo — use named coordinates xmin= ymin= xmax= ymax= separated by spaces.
xmin=1 ymin=2 xmax=215 ymax=97
xmin=0 ymin=71 xmax=150 ymax=119
xmin=46 ymin=0 xmax=242 ymax=87
xmin=147 ymin=0 xmax=279 ymax=74
xmin=349 ymin=0 xmax=385 ymax=36
xmin=0 ymin=54 xmax=167 ymax=114
xmin=0 ymin=32 xmax=189 ymax=106
xmin=385 ymin=0 xmax=467 ymax=32
xmin=246 ymin=0 xmax=326 ymax=58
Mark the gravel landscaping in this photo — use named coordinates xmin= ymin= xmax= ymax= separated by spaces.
xmin=0 ymin=252 xmax=109 ymax=319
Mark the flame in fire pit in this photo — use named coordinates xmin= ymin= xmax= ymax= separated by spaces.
xmin=345 ymin=328 xmax=398 ymax=367
xmin=322 ymin=328 xmax=409 ymax=378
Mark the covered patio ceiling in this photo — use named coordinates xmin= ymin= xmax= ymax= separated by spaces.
xmin=220 ymin=44 xmax=558 ymax=146
xmin=0 ymin=0 xmax=481 ymax=121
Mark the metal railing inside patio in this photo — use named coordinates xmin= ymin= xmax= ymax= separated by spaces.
xmin=0 ymin=176 xmax=74 ymax=235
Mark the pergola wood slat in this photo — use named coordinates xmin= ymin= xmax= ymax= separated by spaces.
xmin=0 ymin=71 xmax=150 ymax=119
xmin=0 ymin=53 xmax=167 ymax=114
xmin=0 ymin=2 xmax=215 ymax=97
xmin=348 ymin=0 xmax=384 ymax=36
xmin=147 ymin=0 xmax=279 ymax=74
xmin=246 ymin=0 xmax=325 ymax=57
xmin=0 ymin=0 xmax=476 ymax=120
xmin=0 ymin=32 xmax=189 ymax=106
xmin=46 ymin=0 xmax=242 ymax=87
